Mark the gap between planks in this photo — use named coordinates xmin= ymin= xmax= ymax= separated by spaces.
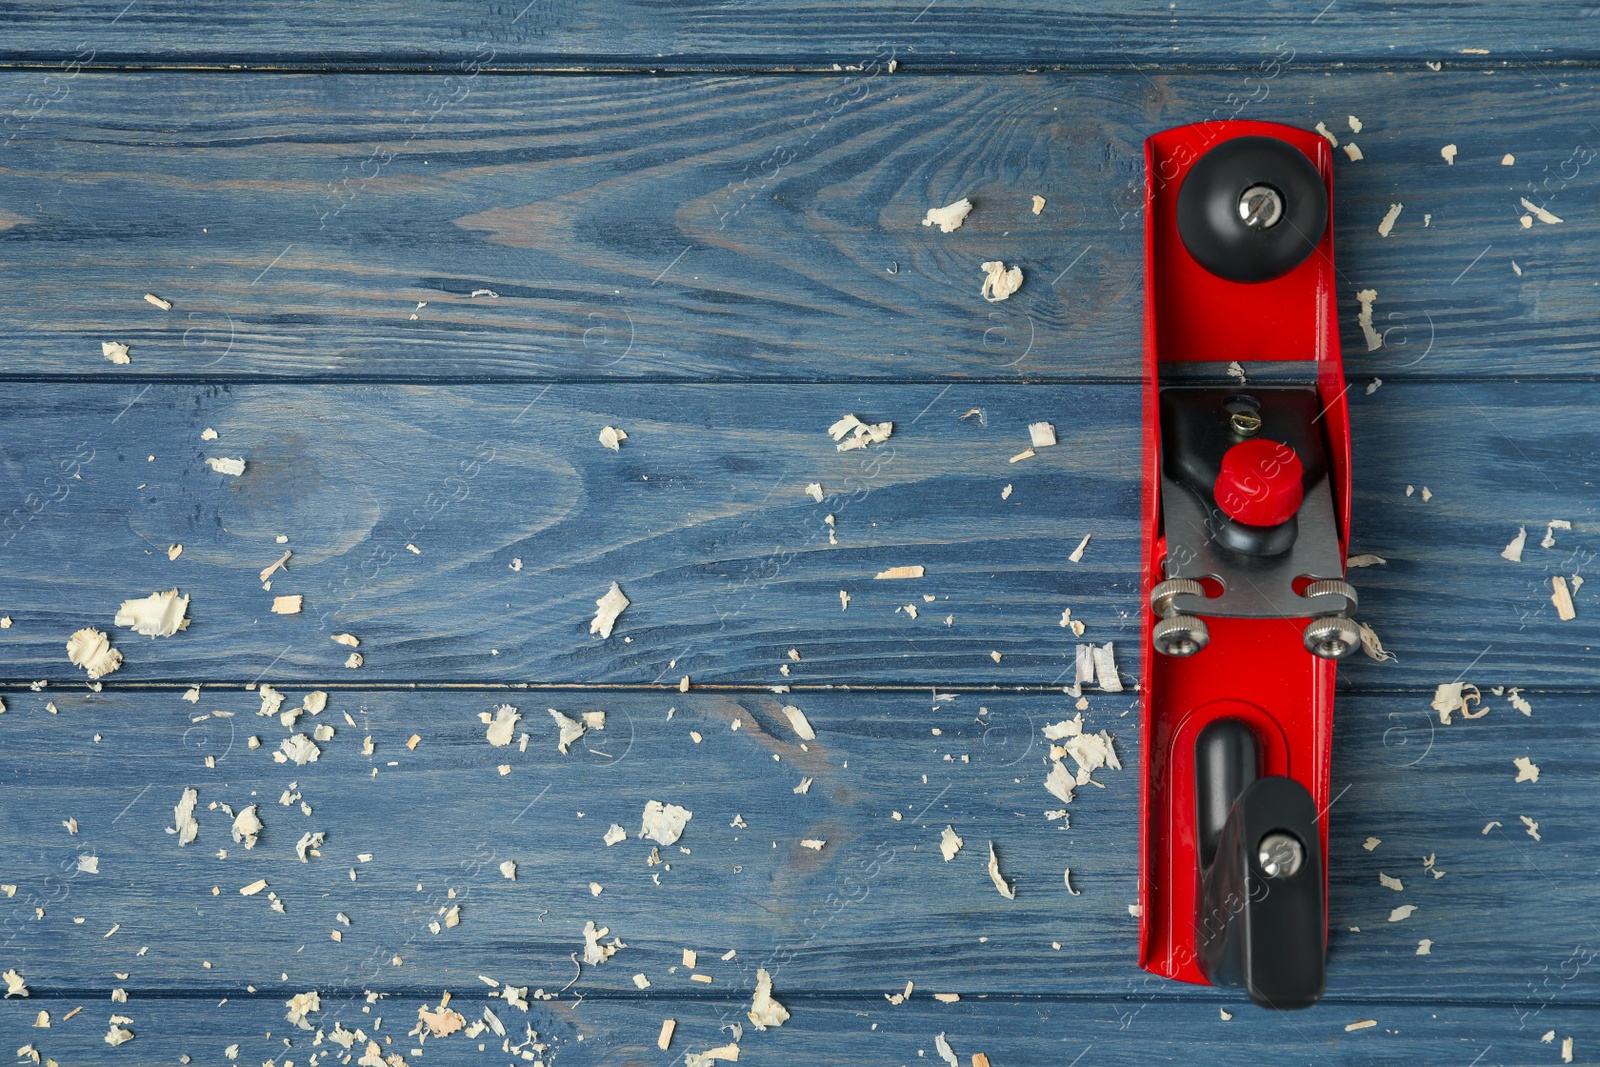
xmin=2 ymin=681 xmax=1591 ymax=696
xmin=2 ymin=57 xmax=1600 ymax=75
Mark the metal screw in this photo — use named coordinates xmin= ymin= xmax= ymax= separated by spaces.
xmin=1301 ymin=612 xmax=1361 ymax=660
xmin=1238 ymin=184 xmax=1284 ymax=229
xmin=1150 ymin=578 xmax=1209 ymax=657
xmin=1229 ymin=410 xmax=1262 ymax=436
xmin=1258 ymin=831 xmax=1305 ymax=878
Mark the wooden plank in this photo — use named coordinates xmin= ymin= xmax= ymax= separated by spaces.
xmin=0 ymin=381 xmax=1593 ymax=687
xmin=5 ymin=993 xmax=1593 ymax=1067
xmin=0 ymin=69 xmax=1596 ymax=382
xmin=1 ymin=689 xmax=1596 ymax=1004
xmin=0 ymin=3 xmax=1588 ymax=70
xmin=9 ymin=991 xmax=1587 ymax=1067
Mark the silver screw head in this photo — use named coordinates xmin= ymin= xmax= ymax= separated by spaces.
xmin=1238 ymin=184 xmax=1284 ymax=229
xmin=1258 ymin=831 xmax=1305 ymax=878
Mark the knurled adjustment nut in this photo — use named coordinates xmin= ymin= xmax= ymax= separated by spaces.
xmin=1213 ymin=438 xmax=1304 ymax=527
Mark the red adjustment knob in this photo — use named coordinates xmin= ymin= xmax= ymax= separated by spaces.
xmin=1214 ymin=438 xmax=1304 ymax=526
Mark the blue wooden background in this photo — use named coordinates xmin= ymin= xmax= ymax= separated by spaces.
xmin=2 ymin=5 xmax=1599 ymax=1065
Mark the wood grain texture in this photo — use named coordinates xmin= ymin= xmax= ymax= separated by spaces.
xmin=2 ymin=70 xmax=1598 ymax=382
xmin=0 ymin=2 xmax=1592 ymax=70
xmin=0 ymin=381 xmax=1593 ymax=686
xmin=0 ymin=690 xmax=1595 ymax=1008
xmin=8 ymin=994 xmax=1593 ymax=1067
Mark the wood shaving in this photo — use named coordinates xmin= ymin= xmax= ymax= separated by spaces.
xmin=169 ymin=788 xmax=199 ymax=846
xmin=1416 ymin=938 xmax=1434 ymax=955
xmin=684 ymin=1043 xmax=739 ymax=1067
xmin=603 ymin=823 xmax=627 ymax=845
xmin=1502 ymin=527 xmax=1527 ymax=561
xmin=639 ymin=801 xmax=692 ymax=845
xmin=104 ymin=1021 xmax=135 ymax=1046
xmin=1348 ymin=115 xmax=1363 ymax=132
xmin=101 ymin=341 xmax=131 ymax=364
xmin=1356 ymin=621 xmax=1396 ymax=662
xmin=1028 ymin=422 xmax=1056 ymax=448
xmin=1031 ymin=195 xmax=1045 ymax=215
xmin=590 ymin=582 xmax=630 ymax=637
xmin=935 ymin=1032 xmax=959 ymax=1067
xmin=1522 ymin=815 xmax=1542 ymax=840
xmin=1064 ymin=869 xmax=1080 ymax=895
xmin=875 ymin=565 xmax=924 ymax=580
xmin=1388 ymin=904 xmax=1416 ymax=922
xmin=1441 ymin=143 xmax=1457 ymax=164
xmin=1343 ymin=143 xmax=1364 ymax=162
xmin=332 ymin=633 xmax=360 ymax=647
xmin=582 ymin=920 xmax=625 ymax=964
xmin=1552 ymin=575 xmax=1577 ymax=620
xmin=296 ymin=830 xmax=326 ymax=862
xmin=800 ymin=838 xmax=826 ymax=850
xmin=283 ymin=990 xmax=320 ymax=1030
xmin=598 ymin=425 xmax=628 ymax=451
xmin=940 ymin=826 xmax=964 ymax=861
xmin=144 ymin=293 xmax=172 ymax=310
xmin=1431 ymin=682 xmax=1481 ymax=725
xmin=258 ymin=685 xmax=285 ymax=718
xmin=922 ymin=198 xmax=973 ymax=233
xmin=276 ymin=734 xmax=321 ymax=765
xmin=804 ymin=482 xmax=824 ymax=503
xmin=1008 ymin=448 xmax=1035 ymax=463
xmin=1044 ymin=760 xmax=1076 ymax=804
xmin=200 ymin=427 xmax=218 ymax=441
xmin=980 ymin=260 xmax=1023 ymax=302
xmin=1514 ymin=755 xmax=1540 ymax=783
xmin=1376 ymin=203 xmax=1402 ymax=237
xmin=1068 ymin=534 xmax=1091 ymax=563
xmin=345 ymin=652 xmax=364 ymax=668
xmin=1563 ymin=1036 xmax=1574 ymax=1062
xmin=205 ymin=457 xmax=246 ymax=476
xmin=1379 ymin=873 xmax=1403 ymax=891
xmin=1001 ymin=484 xmax=1012 ymax=500
xmin=1520 ymin=197 xmax=1564 ymax=224
xmin=658 ymin=1019 xmax=676 ymax=1051
xmin=3 ymin=969 xmax=27 ymax=997
xmin=232 ymin=805 xmax=262 ymax=849
xmin=482 ymin=704 xmax=520 ymax=747
xmin=66 ymin=628 xmax=122 ymax=679
xmin=1314 ymin=122 xmax=1338 ymax=147
xmin=418 ymin=1004 xmax=465 ymax=1037
xmin=987 ymin=841 xmax=1015 ymax=899
xmin=1509 ymin=688 xmax=1533 ymax=715
xmin=829 ymin=413 xmax=894 ymax=451
xmin=1355 ymin=289 xmax=1383 ymax=351
xmin=747 ymin=968 xmax=789 ymax=1030
xmin=1542 ymin=519 xmax=1572 ymax=548
xmin=1345 ymin=1019 xmax=1377 ymax=1032
xmin=499 ymin=860 xmax=516 ymax=879
xmin=115 ymin=589 xmax=190 ymax=636
xmin=168 ymin=544 xmax=183 ymax=560
xmin=271 ymin=595 xmax=303 ymax=615
xmin=240 ymin=879 xmax=268 ymax=896
xmin=781 ymin=705 xmax=815 ymax=740
xmin=548 ymin=708 xmax=589 ymax=753
xmin=259 ymin=551 xmax=291 ymax=583
xmin=1092 ymin=643 xmax=1123 ymax=691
